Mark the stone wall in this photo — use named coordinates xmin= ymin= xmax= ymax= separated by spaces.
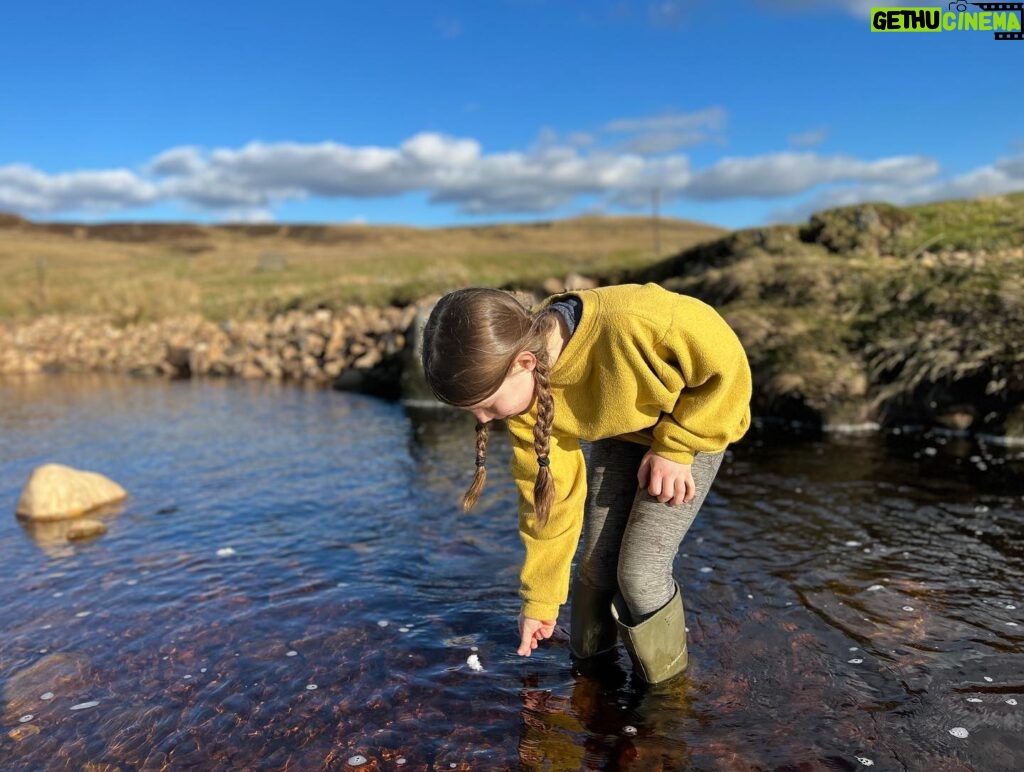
xmin=0 ymin=306 xmax=417 ymax=394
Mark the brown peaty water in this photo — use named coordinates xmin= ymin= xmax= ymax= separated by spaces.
xmin=1 ymin=374 xmax=1022 ymax=770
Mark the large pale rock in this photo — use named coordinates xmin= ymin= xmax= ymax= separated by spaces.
xmin=15 ymin=464 xmax=127 ymax=521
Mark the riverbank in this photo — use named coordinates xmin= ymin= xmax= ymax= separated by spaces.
xmin=1 ymin=195 xmax=1022 ymax=443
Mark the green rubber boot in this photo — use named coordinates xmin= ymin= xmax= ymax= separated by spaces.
xmin=610 ymin=582 xmax=688 ymax=684
xmin=569 ymin=579 xmax=618 ymax=659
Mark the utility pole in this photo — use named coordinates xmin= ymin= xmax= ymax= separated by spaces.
xmin=651 ymin=187 xmax=661 ymax=259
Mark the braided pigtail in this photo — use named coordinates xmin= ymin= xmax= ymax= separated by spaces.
xmin=462 ymin=421 xmax=489 ymax=511
xmin=532 ymin=348 xmax=555 ymax=527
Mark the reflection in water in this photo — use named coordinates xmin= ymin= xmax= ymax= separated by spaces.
xmin=0 ymin=374 xmax=1022 ymax=769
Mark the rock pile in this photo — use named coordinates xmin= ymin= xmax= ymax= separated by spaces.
xmin=0 ymin=305 xmax=417 ymax=392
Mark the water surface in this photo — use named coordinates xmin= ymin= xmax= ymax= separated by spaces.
xmin=1 ymin=374 xmax=1022 ymax=770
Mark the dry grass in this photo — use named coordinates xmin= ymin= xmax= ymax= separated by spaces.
xmin=0 ymin=215 xmax=724 ymax=322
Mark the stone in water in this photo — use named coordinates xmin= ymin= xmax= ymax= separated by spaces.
xmin=948 ymin=727 xmax=969 ymax=739
xmin=466 ymin=654 xmax=484 ymax=672
xmin=70 ymin=701 xmax=100 ymax=711
xmin=348 ymin=755 xmax=367 ymax=766
xmin=216 ymin=547 xmax=236 ymax=557
xmin=856 ymin=759 xmax=874 ymax=767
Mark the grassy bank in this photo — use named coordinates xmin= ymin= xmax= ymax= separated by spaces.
xmin=625 ymin=193 xmax=1024 ymax=435
xmin=0 ymin=214 xmax=723 ymax=323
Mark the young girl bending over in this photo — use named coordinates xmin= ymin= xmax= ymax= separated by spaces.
xmin=422 ymin=282 xmax=752 ymax=683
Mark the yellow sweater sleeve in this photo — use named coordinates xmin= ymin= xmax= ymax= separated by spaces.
xmin=508 ymin=420 xmax=587 ymax=621
xmin=649 ymin=296 xmax=753 ymax=464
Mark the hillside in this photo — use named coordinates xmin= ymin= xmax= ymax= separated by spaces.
xmin=621 ymin=194 xmax=1024 ymax=438
xmin=0 ymin=214 xmax=724 ymax=322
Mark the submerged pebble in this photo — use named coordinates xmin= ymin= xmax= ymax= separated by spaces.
xmin=623 ymin=725 xmax=637 ymax=736
xmin=902 ymin=606 xmax=915 ymax=612
xmin=18 ymin=715 xmax=34 ymax=723
xmin=948 ymin=727 xmax=969 ymax=739
xmin=1007 ymin=699 xmax=1018 ymax=706
xmin=70 ymin=701 xmax=99 ymax=711
xmin=40 ymin=692 xmax=54 ymax=701
xmin=848 ymin=658 xmax=864 ymax=665
xmin=347 ymin=755 xmax=367 ymax=766
xmin=377 ymin=620 xmax=389 ymax=628
xmin=286 ymin=651 xmax=298 ymax=657
xmin=856 ymin=758 xmax=874 ymax=767
xmin=305 ymin=684 xmax=318 ymax=691
xmin=966 ymin=698 xmax=982 ymax=703
xmin=396 ymin=758 xmax=406 ymax=766
xmin=984 ymin=677 xmax=994 ymax=683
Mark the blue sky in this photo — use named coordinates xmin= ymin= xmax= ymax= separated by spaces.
xmin=1 ymin=0 xmax=1021 ymax=229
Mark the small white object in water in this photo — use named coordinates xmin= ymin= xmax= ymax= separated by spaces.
xmin=19 ymin=715 xmax=34 ymax=723
xmin=75 ymin=611 xmax=91 ymax=618
xmin=856 ymin=758 xmax=874 ymax=767
xmin=40 ymin=692 xmax=54 ymax=701
xmin=377 ymin=620 xmax=389 ymax=628
xmin=848 ymin=658 xmax=864 ymax=665
xmin=286 ymin=651 xmax=298 ymax=657
xmin=902 ymin=606 xmax=915 ymax=612
xmin=399 ymin=627 xmax=410 ymax=633
xmin=467 ymin=654 xmax=484 ymax=672
xmin=1007 ymin=604 xmax=1017 ymax=610
xmin=216 ymin=547 xmax=236 ymax=557
xmin=967 ymin=698 xmax=982 ymax=703
xmin=305 ymin=684 xmax=318 ymax=691
xmin=923 ymin=447 xmax=937 ymax=456
xmin=70 ymin=701 xmax=100 ymax=711
xmin=53 ymin=592 xmax=64 ymax=598
xmin=747 ymin=594 xmax=754 ymax=600
xmin=850 ymin=647 xmax=859 ymax=652
xmin=623 ymin=725 xmax=637 ymax=736
xmin=948 ymin=727 xmax=969 ymax=739
xmin=1007 ymin=622 xmax=1019 ymax=627
xmin=1007 ymin=698 xmax=1018 ymax=706
xmin=397 ymin=758 xmax=406 ymax=766
xmin=844 ymin=540 xmax=860 ymax=548
xmin=184 ymin=675 xmax=192 ymax=680
xmin=868 ymin=585 xmax=884 ymax=592
xmin=699 ymin=566 xmax=713 ymax=573
xmin=126 ymin=579 xmax=138 ymax=586
xmin=348 ymin=755 xmax=367 ymax=766
xmin=984 ymin=676 xmax=994 ymax=683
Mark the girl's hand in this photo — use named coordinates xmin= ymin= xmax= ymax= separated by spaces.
xmin=637 ymin=450 xmax=695 ymax=506
xmin=517 ymin=614 xmax=556 ymax=656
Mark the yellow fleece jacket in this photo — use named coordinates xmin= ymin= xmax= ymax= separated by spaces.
xmin=506 ymin=283 xmax=752 ymax=621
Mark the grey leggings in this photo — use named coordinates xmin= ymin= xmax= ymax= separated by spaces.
xmin=576 ymin=438 xmax=724 ymax=619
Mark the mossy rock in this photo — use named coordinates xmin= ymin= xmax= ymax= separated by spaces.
xmin=800 ymin=203 xmax=917 ymax=256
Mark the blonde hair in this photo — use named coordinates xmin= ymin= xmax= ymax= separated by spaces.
xmin=422 ymin=288 xmax=557 ymax=525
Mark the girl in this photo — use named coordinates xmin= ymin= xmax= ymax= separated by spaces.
xmin=421 ymin=282 xmax=751 ymax=683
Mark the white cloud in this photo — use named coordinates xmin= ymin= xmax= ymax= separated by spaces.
xmin=789 ymin=126 xmax=828 ymax=148
xmin=603 ymin=107 xmax=727 ymax=136
xmin=758 ymin=0 xmax=933 ymax=19
xmin=1 ymin=129 xmax=1016 ymax=223
xmin=685 ymin=152 xmax=939 ymax=200
xmin=769 ymin=154 xmax=1024 ymax=222
xmin=0 ymin=164 xmax=158 ymax=214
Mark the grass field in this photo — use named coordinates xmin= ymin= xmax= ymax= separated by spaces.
xmin=0 ymin=214 xmax=724 ymax=323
